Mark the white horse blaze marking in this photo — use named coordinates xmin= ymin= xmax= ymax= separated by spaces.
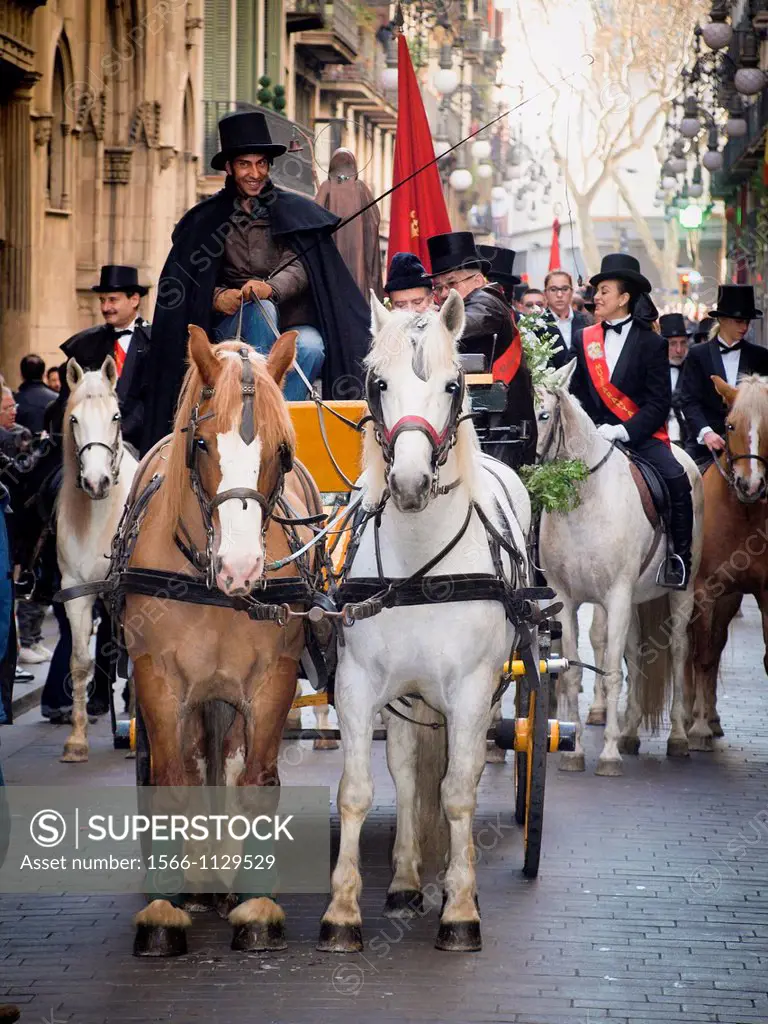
xmin=749 ymin=419 xmax=760 ymax=491
xmin=215 ymin=430 xmax=263 ymax=574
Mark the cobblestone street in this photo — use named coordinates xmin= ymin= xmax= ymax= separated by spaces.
xmin=1 ymin=601 xmax=767 ymax=1024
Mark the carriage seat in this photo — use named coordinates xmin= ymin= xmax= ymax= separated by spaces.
xmin=622 ymin=448 xmax=669 ymax=530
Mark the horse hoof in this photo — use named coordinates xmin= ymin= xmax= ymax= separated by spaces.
xmin=435 ymin=920 xmax=482 ymax=952
xmin=667 ymin=737 xmax=690 ymax=758
xmin=559 ymin=751 xmax=585 ymax=772
xmin=485 ymin=745 xmax=506 ymax=764
xmin=133 ymin=924 xmax=187 ymax=958
xmin=313 ymin=738 xmax=339 ymax=751
xmin=231 ymin=921 xmax=287 ymax=952
xmin=180 ymin=893 xmax=213 ymax=913
xmin=710 ymin=719 xmax=724 ymax=738
xmin=383 ymin=889 xmax=423 ymax=918
xmin=595 ymin=757 xmax=623 ymax=777
xmin=586 ymin=708 xmax=606 ymax=726
xmin=60 ymin=743 xmax=88 ymax=763
xmin=618 ymin=735 xmax=640 ymax=756
xmin=688 ymin=734 xmax=714 ymax=752
xmin=317 ymin=920 xmax=363 ymax=953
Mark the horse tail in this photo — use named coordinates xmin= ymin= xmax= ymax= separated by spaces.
xmin=636 ymin=595 xmax=673 ymax=734
xmin=202 ymin=699 xmax=238 ymax=787
xmin=412 ymin=701 xmax=449 ymax=874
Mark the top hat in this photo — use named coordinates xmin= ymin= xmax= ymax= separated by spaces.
xmin=580 ymin=284 xmax=596 ymax=313
xmin=693 ymin=316 xmax=717 ymax=340
xmin=513 ymin=282 xmax=529 ymax=303
xmin=91 ymin=265 xmax=149 ymax=296
xmin=427 ymin=232 xmax=490 ymax=277
xmin=477 ymin=244 xmax=521 ymax=286
xmin=589 ymin=252 xmax=651 ymax=294
xmin=211 ymin=111 xmax=287 ymax=171
xmin=659 ymin=313 xmax=693 ymax=339
xmin=708 ymin=284 xmax=763 ymax=320
xmin=384 ymin=252 xmax=432 ymax=294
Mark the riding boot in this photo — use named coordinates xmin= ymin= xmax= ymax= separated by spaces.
xmin=657 ymin=473 xmax=693 ymax=590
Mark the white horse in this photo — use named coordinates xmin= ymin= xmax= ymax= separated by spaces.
xmin=535 ymin=361 xmax=704 ymax=775
xmin=57 ymin=357 xmax=137 ymax=762
xmin=318 ymin=292 xmax=531 ymax=954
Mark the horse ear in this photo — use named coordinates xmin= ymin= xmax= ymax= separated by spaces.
xmin=101 ymin=355 xmax=118 ymax=391
xmin=712 ymin=374 xmax=738 ymax=407
xmin=439 ymin=289 xmax=466 ymax=340
xmin=187 ymin=324 xmax=220 ymax=386
xmin=266 ymin=331 xmax=298 ymax=389
xmin=66 ymin=358 xmax=83 ymax=391
xmin=557 ymin=357 xmax=578 ymax=393
xmin=370 ymin=292 xmax=391 ymax=336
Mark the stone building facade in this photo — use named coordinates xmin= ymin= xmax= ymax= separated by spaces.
xmin=0 ymin=0 xmax=201 ymax=383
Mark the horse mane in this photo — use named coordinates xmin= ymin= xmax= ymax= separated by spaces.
xmin=731 ymin=373 xmax=768 ymax=418
xmin=154 ymin=342 xmax=296 ymax=540
xmin=362 ymin=310 xmax=482 ymax=507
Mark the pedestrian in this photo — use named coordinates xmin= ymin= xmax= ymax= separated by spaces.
xmin=678 ymin=285 xmax=768 ymax=468
xmin=568 ymin=253 xmax=693 ymax=588
xmin=315 ymin=148 xmax=384 ymax=302
xmin=14 ymin=355 xmax=57 ymax=434
xmin=0 ymin=471 xmax=15 ymax=736
xmin=142 ymin=110 xmax=370 ymax=453
xmin=544 ymin=268 xmax=591 ymax=356
xmin=383 ymin=252 xmax=435 ymax=312
xmin=480 ymin=244 xmax=521 ymax=307
xmin=427 ymin=230 xmax=537 ymax=469
xmin=45 ymin=366 xmax=61 ymax=392
xmin=47 ymin=265 xmax=151 ymax=453
xmin=659 ymin=312 xmax=694 ymax=447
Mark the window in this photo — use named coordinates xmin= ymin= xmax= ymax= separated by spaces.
xmin=47 ymin=47 xmax=69 ymax=209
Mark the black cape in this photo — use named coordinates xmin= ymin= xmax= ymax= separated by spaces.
xmin=141 ymin=179 xmax=371 ymax=454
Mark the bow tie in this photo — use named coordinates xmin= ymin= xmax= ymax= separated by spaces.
xmin=719 ymin=342 xmax=741 ymax=354
xmin=602 ymin=318 xmax=632 ymax=335
xmin=113 ymin=328 xmax=132 ymax=338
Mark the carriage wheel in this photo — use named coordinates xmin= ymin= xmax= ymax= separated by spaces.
xmin=522 ymin=669 xmax=550 ymax=879
xmin=514 ymin=669 xmax=531 ymax=826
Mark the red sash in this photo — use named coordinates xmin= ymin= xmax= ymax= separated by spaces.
xmin=492 ymin=316 xmax=522 ymax=384
xmin=113 ymin=341 xmax=126 ymax=377
xmin=582 ymin=323 xmax=669 ymax=446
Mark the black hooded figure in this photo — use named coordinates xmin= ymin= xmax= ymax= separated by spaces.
xmin=141 ymin=111 xmax=371 ymax=454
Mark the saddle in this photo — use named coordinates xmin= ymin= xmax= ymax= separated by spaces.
xmin=623 ymin=447 xmax=669 ymax=531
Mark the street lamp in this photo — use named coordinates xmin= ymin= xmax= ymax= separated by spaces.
xmin=680 ymin=96 xmax=702 ymax=138
xmin=381 ymin=38 xmax=398 ymax=91
xmin=724 ymin=95 xmax=748 ymax=137
xmin=733 ymin=32 xmax=767 ymax=96
xmin=433 ymin=45 xmax=459 ymax=96
xmin=701 ymin=0 xmax=733 ymax=50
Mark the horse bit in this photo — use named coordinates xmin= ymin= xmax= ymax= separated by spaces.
xmin=71 ymin=410 xmax=123 ymax=490
xmin=183 ymin=347 xmax=293 ymax=588
xmin=711 ymin=425 xmax=768 ymax=500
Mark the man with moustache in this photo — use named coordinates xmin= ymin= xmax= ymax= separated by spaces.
xmin=659 ymin=313 xmax=693 ymax=447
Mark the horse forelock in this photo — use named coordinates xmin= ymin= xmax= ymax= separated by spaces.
xmin=366 ymin=310 xmax=456 ymax=380
xmin=156 ymin=341 xmax=295 ymax=541
xmin=63 ymin=372 xmax=118 ymax=454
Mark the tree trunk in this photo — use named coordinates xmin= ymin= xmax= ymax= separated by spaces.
xmin=575 ymin=197 xmax=601 ymax=279
xmin=662 ymin=216 xmax=680 ymax=292
xmin=610 ymin=169 xmax=666 ymax=281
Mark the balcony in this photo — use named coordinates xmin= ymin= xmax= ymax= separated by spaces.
xmin=286 ymin=0 xmax=325 ymax=34
xmin=712 ymin=88 xmax=768 ymax=195
xmin=319 ymin=61 xmax=397 ymax=124
xmin=202 ymin=101 xmax=317 ymax=196
xmin=292 ymin=0 xmax=359 ymax=65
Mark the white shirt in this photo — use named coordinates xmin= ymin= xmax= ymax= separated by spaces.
xmin=668 ymin=365 xmax=681 ymax=442
xmin=603 ymin=317 xmax=633 ymax=377
xmin=696 ymin=341 xmax=740 ymax=445
xmin=113 ymin=317 xmax=140 ymax=357
xmin=554 ymin=308 xmax=574 ymax=349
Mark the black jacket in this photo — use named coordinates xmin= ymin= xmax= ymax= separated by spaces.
xmin=571 ymin=321 xmax=671 ymax=445
xmin=544 ymin=308 xmax=591 ymax=359
xmin=14 ymin=381 xmax=58 ymax=434
xmin=677 ymin=338 xmax=768 ymax=460
xmin=50 ymin=319 xmax=150 ymax=450
xmin=141 ymin=177 xmax=371 ymax=454
xmin=461 ymin=284 xmax=537 ymax=468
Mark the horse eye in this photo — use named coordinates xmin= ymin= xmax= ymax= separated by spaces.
xmin=69 ymin=415 xmax=77 ymax=425
xmin=376 ymin=379 xmax=387 ymax=392
xmin=196 ymin=438 xmax=208 ymax=453
xmin=726 ymin=422 xmax=735 ymax=431
xmin=445 ymin=380 xmax=460 ymax=395
xmin=112 ymin=412 xmax=121 ymax=422
xmin=539 ymin=411 xmax=551 ymax=421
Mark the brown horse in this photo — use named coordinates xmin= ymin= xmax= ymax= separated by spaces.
xmin=123 ymin=326 xmax=324 ymax=956
xmin=687 ymin=374 xmax=768 ymax=751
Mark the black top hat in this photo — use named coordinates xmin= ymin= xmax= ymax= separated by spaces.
xmin=384 ymin=252 xmax=432 ymax=294
xmin=91 ymin=265 xmax=149 ymax=296
xmin=589 ymin=253 xmax=651 ymax=294
xmin=580 ymin=283 xmax=596 ymax=312
xmin=478 ymin=244 xmax=521 ymax=286
xmin=513 ymin=282 xmax=529 ymax=302
xmin=693 ymin=316 xmax=717 ymax=340
xmin=211 ymin=111 xmax=287 ymax=171
xmin=708 ymin=284 xmax=763 ymax=320
xmin=427 ymin=232 xmax=490 ymax=277
xmin=659 ymin=313 xmax=693 ymax=339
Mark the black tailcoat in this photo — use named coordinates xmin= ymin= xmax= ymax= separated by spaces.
xmin=51 ymin=320 xmax=150 ymax=450
xmin=141 ymin=178 xmax=371 ymax=454
xmin=677 ymin=338 xmax=768 ymax=461
xmin=570 ymin=321 xmax=671 ymax=445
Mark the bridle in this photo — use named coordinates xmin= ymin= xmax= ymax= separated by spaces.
xmin=364 ymin=365 xmax=467 ymax=495
xmin=182 ymin=347 xmax=294 ymax=588
xmin=711 ymin=422 xmax=768 ymax=502
xmin=537 ymin=392 xmax=615 ymax=475
xmin=70 ymin=406 xmax=123 ymax=491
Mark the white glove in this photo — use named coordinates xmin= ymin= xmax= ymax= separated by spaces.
xmin=597 ymin=423 xmax=629 ymax=442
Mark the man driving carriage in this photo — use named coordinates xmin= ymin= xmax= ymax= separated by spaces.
xmin=141 ymin=110 xmax=370 ymax=455
xmin=568 ymin=253 xmax=694 ymax=590
xmin=427 ymin=231 xmax=537 ymax=469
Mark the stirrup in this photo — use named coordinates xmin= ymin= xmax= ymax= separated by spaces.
xmin=656 ymin=552 xmax=687 ymax=590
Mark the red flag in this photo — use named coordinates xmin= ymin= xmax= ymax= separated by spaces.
xmin=548 ymin=218 xmax=561 ymax=271
xmin=386 ymin=34 xmax=452 ymax=275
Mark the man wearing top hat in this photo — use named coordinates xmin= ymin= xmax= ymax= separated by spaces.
xmin=659 ymin=312 xmax=694 ymax=447
xmin=51 ymin=264 xmax=151 ymax=452
xmin=384 ymin=253 xmax=435 ymax=313
xmin=427 ymin=231 xmax=537 ymax=469
xmin=678 ymin=284 xmax=768 ymax=467
xmin=569 ymin=253 xmax=693 ymax=589
xmin=480 ymin=244 xmax=521 ymax=307
xmin=141 ymin=110 xmax=370 ymax=454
